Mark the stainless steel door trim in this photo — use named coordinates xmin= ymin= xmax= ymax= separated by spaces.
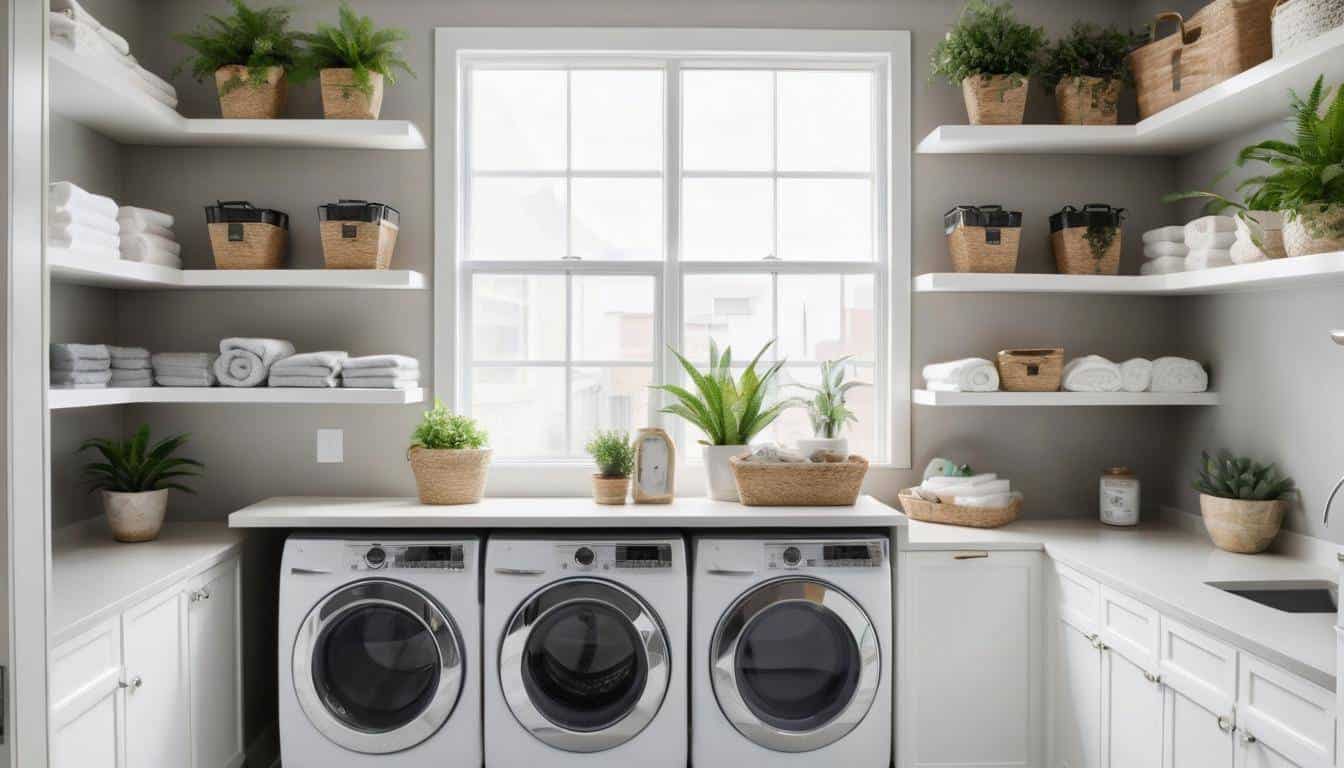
xmin=710 ymin=576 xmax=881 ymax=753
xmin=292 ymin=579 xmax=465 ymax=754
xmin=498 ymin=578 xmax=671 ymax=753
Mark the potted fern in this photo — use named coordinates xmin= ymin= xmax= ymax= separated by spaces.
xmin=790 ymin=357 xmax=869 ymax=458
xmin=79 ymin=425 xmax=203 ymax=543
xmin=651 ymin=339 xmax=791 ymax=502
xmin=1194 ymin=451 xmax=1295 ymax=554
xmin=1039 ymin=23 xmax=1139 ymax=126
xmin=408 ymin=399 xmax=491 ymax=504
xmin=302 ymin=2 xmax=415 ymax=120
xmin=931 ymin=0 xmax=1045 ymax=125
xmin=585 ymin=430 xmax=636 ymax=505
xmin=174 ymin=0 xmax=306 ymax=119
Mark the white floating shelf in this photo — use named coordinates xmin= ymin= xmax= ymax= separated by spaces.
xmin=913 ymin=389 xmax=1220 ymax=407
xmin=49 ymin=249 xmax=426 ymax=290
xmin=917 ymin=25 xmax=1344 ymax=156
xmin=48 ymin=44 xmax=426 ymax=149
xmin=49 ymin=387 xmax=424 ymax=409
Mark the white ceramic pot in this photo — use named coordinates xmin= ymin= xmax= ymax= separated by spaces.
xmin=102 ymin=489 xmax=169 ymax=543
xmin=796 ymin=437 xmax=848 ymax=458
xmin=703 ymin=444 xmax=747 ymax=502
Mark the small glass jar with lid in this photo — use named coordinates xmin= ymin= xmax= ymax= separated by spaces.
xmin=1099 ymin=467 xmax=1140 ymax=526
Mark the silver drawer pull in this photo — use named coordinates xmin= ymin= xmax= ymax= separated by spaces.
xmin=952 ymin=551 xmax=989 ymax=560
xmin=290 ymin=567 xmax=332 ymax=575
xmin=707 ymin=568 xmax=757 ymax=575
xmin=494 ymin=567 xmax=546 ymax=576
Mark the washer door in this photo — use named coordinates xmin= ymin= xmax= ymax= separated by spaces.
xmin=710 ymin=577 xmax=880 ymax=752
xmin=293 ymin=579 xmax=464 ymax=754
xmin=499 ymin=578 xmax=670 ymax=753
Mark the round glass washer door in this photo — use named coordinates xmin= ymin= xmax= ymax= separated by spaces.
xmin=292 ymin=579 xmax=465 ymax=754
xmin=499 ymin=578 xmax=670 ymax=753
xmin=710 ymin=576 xmax=880 ymax=753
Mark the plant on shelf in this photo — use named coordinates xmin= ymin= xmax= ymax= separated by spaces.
xmin=79 ymin=425 xmax=203 ymax=543
xmin=931 ymin=0 xmax=1045 ymax=126
xmin=651 ymin=339 xmax=791 ymax=501
xmin=301 ymin=1 xmax=415 ymax=120
xmin=1038 ymin=23 xmax=1140 ymax=126
xmin=787 ymin=356 xmax=869 ymax=457
xmin=585 ymin=429 xmax=636 ymax=505
xmin=1193 ymin=450 xmax=1296 ymax=554
xmin=174 ymin=0 xmax=308 ymax=119
xmin=407 ymin=399 xmax=491 ymax=505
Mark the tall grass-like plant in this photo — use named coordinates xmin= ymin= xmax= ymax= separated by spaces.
xmin=79 ymin=425 xmax=203 ymax=494
xmin=652 ymin=340 xmax=790 ymax=446
xmin=302 ymin=1 xmax=415 ymax=98
xmin=173 ymin=0 xmax=307 ymax=94
xmin=931 ymin=0 xmax=1045 ymax=87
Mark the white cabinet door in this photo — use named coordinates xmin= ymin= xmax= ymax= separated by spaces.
xmin=50 ymin=618 xmax=124 ymax=768
xmin=1235 ymin=654 xmax=1335 ymax=768
xmin=1164 ymin=682 xmax=1234 ymax=767
xmin=1100 ymin=646 xmax=1164 ymax=768
xmin=122 ymin=587 xmax=190 ymax=768
xmin=1053 ymin=616 xmax=1103 ymax=768
xmin=52 ymin=690 xmax=121 ymax=768
xmin=187 ymin=561 xmax=243 ymax=768
xmin=900 ymin=550 xmax=1043 ymax=768
xmin=1236 ymin=737 xmax=1309 ymax=768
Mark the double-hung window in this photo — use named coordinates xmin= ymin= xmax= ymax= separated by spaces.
xmin=436 ymin=28 xmax=911 ymax=467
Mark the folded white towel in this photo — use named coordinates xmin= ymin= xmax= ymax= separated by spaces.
xmin=1230 ymin=239 xmax=1267 ymax=265
xmin=1062 ymin=355 xmax=1123 ymax=393
xmin=156 ymin=373 xmax=216 ymax=387
xmin=152 ymin=352 xmax=215 ymax=370
xmin=922 ymin=473 xmax=999 ymax=489
xmin=48 ymin=12 xmax=179 ymax=109
xmin=49 ymin=181 xmax=118 ymax=222
xmin=51 ymin=369 xmax=112 ymax=386
xmin=342 ymin=370 xmax=421 ymax=384
xmin=342 ymin=375 xmax=420 ymax=390
xmin=269 ymin=373 xmax=339 ymax=388
xmin=1142 ymin=225 xmax=1185 ymax=245
xmin=108 ymin=345 xmax=149 ymax=360
xmin=118 ymin=206 xmax=174 ymax=229
xmin=1119 ymin=358 xmax=1153 ymax=393
xmin=116 ymin=216 xmax=174 ymax=239
xmin=1185 ymin=249 xmax=1233 ymax=270
xmin=1186 ymin=230 xmax=1237 ymax=250
xmin=111 ymin=360 xmax=152 ymax=371
xmin=215 ymin=338 xmax=295 ymax=387
xmin=50 ymin=208 xmax=119 ymax=237
xmin=155 ymin=364 xmax=212 ymax=378
xmin=120 ymin=232 xmax=181 ymax=258
xmin=271 ymin=351 xmax=348 ymax=374
xmin=1150 ymin=357 xmax=1208 ymax=393
xmin=921 ymin=357 xmax=1000 ymax=392
xmin=51 ymin=343 xmax=109 ymax=371
xmin=109 ymin=369 xmax=153 ymax=386
xmin=50 ymin=222 xmax=121 ymax=254
xmin=341 ymin=354 xmax=419 ymax=372
xmin=52 ymin=380 xmax=111 ymax=389
xmin=51 ymin=0 xmax=130 ymax=55
xmin=1140 ymin=255 xmax=1186 ymax=275
xmin=123 ymin=246 xmax=181 ymax=269
xmin=1143 ymin=241 xmax=1188 ymax=259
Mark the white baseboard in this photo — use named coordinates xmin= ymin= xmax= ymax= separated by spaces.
xmin=1160 ymin=504 xmax=1341 ymax=569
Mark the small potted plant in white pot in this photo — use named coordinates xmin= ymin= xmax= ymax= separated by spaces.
xmin=1194 ymin=450 xmax=1295 ymax=554
xmin=174 ymin=0 xmax=307 ymax=119
xmin=408 ymin=399 xmax=491 ymax=505
xmin=931 ymin=0 xmax=1045 ymax=125
xmin=1039 ymin=23 xmax=1139 ymax=126
xmin=791 ymin=356 xmax=869 ymax=458
xmin=79 ymin=425 xmax=203 ymax=543
xmin=301 ymin=2 xmax=415 ymax=120
xmin=585 ymin=429 xmax=636 ymax=505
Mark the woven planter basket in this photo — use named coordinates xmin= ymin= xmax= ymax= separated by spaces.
xmin=320 ymin=68 xmax=385 ymax=120
xmin=320 ymin=219 xmax=399 ymax=269
xmin=409 ymin=447 xmax=491 ymax=505
xmin=209 ymin=222 xmax=286 ymax=269
xmin=1055 ymin=76 xmax=1122 ymax=125
xmin=1052 ymin=227 xmax=1122 ymax=275
xmin=1283 ymin=205 xmax=1344 ymax=258
xmin=899 ymin=489 xmax=1022 ymax=529
xmin=729 ymin=455 xmax=868 ymax=506
xmin=1272 ymin=0 xmax=1344 ymax=55
xmin=215 ymin=65 xmax=286 ymax=119
xmin=592 ymin=475 xmax=630 ymax=505
xmin=961 ymin=75 xmax=1029 ymax=125
xmin=996 ymin=348 xmax=1064 ymax=392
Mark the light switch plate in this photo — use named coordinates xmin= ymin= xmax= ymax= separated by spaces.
xmin=316 ymin=429 xmax=343 ymax=463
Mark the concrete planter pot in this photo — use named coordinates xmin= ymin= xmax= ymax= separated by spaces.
xmin=320 ymin=68 xmax=385 ymax=119
xmin=214 ymin=65 xmax=286 ymax=119
xmin=1199 ymin=493 xmax=1286 ymax=554
xmin=703 ymin=444 xmax=748 ymax=502
xmin=408 ymin=447 xmax=491 ymax=505
xmin=102 ymin=489 xmax=169 ymax=543
xmin=1283 ymin=204 xmax=1344 ymax=258
xmin=961 ymin=74 xmax=1029 ymax=125
xmin=592 ymin=475 xmax=631 ymax=505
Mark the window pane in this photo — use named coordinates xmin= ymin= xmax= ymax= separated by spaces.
xmin=471 ymin=367 xmax=566 ymax=457
xmin=777 ymin=179 xmax=871 ymax=261
xmin=777 ymin=274 xmax=874 ymax=362
xmin=572 ymin=70 xmax=663 ymax=171
xmin=681 ymin=179 xmax=772 ymax=261
xmin=777 ymin=71 xmax=873 ymax=172
xmin=572 ymin=276 xmax=656 ymax=362
xmin=772 ymin=365 xmax=877 ymax=458
xmin=571 ymin=178 xmax=663 ymax=260
xmin=682 ymin=274 xmax=773 ymax=363
xmin=471 ymin=274 xmax=566 ymax=361
xmin=683 ymin=70 xmax=772 ymax=171
xmin=570 ymin=367 xmax=653 ymax=453
xmin=469 ymin=177 xmax=566 ymax=260
xmin=471 ymin=69 xmax=566 ymax=171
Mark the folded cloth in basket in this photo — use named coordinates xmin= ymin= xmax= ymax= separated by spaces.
xmin=215 ymin=338 xmax=295 ymax=387
xmin=1120 ymin=358 xmax=1153 ymax=393
xmin=50 ymin=181 xmax=117 ymax=221
xmin=118 ymin=206 xmax=175 ymax=230
xmin=959 ymin=491 xmax=1022 ymax=509
xmin=1143 ymin=241 xmax=1188 ymax=259
xmin=1185 ymin=249 xmax=1233 ymax=271
xmin=109 ymin=369 xmax=153 ymax=386
xmin=921 ymin=479 xmax=1012 ymax=499
xmin=1142 ymin=225 xmax=1185 ymax=245
xmin=50 ymin=208 xmax=119 ymax=238
xmin=51 ymin=343 xmax=109 ymax=371
xmin=922 ymin=473 xmax=999 ymax=489
xmin=268 ymin=374 xmax=339 ymax=388
xmin=1062 ymin=355 xmax=1122 ymax=392
xmin=1140 ymin=256 xmax=1186 ymax=275
xmin=271 ymin=351 xmax=348 ymax=375
xmin=340 ymin=354 xmax=419 ymax=372
xmin=1150 ymin=357 xmax=1208 ymax=393
xmin=921 ymin=357 xmax=999 ymax=392
xmin=51 ymin=369 xmax=112 ymax=387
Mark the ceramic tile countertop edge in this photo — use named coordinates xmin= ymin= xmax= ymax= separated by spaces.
xmin=898 ymin=515 xmax=1338 ymax=691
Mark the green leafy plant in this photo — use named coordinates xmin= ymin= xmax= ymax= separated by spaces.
xmin=788 ymin=356 xmax=869 ymax=439
xmin=1039 ymin=23 xmax=1139 ymax=89
xmin=585 ymin=430 xmax=636 ymax=478
xmin=1194 ymin=450 xmax=1295 ymax=501
xmin=79 ymin=425 xmax=203 ymax=494
xmin=173 ymin=0 xmax=308 ymax=95
xmin=651 ymin=339 xmax=791 ymax=446
xmin=931 ymin=0 xmax=1045 ymax=87
xmin=411 ymin=399 xmax=488 ymax=450
xmin=301 ymin=1 xmax=415 ymax=98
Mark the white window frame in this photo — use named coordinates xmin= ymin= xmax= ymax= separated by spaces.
xmin=434 ymin=27 xmax=912 ymax=470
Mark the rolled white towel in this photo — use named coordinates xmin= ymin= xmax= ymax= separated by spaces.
xmin=118 ymin=206 xmax=174 ymax=230
xmin=921 ymin=357 xmax=999 ymax=392
xmin=1143 ymin=241 xmax=1188 ymax=259
xmin=50 ymin=222 xmax=121 ymax=253
xmin=1185 ymin=249 xmax=1233 ymax=271
xmin=1142 ymin=225 xmax=1185 ymax=245
xmin=1119 ymin=358 xmax=1153 ymax=393
xmin=50 ymin=208 xmax=119 ymax=237
xmin=1141 ymin=255 xmax=1186 ymax=275
xmin=215 ymin=338 xmax=296 ymax=387
xmin=1186 ymin=230 xmax=1236 ymax=250
xmin=120 ymin=232 xmax=181 ymax=257
xmin=1230 ymin=239 xmax=1267 ymax=265
xmin=117 ymin=216 xmax=175 ymax=239
xmin=50 ymin=181 xmax=117 ymax=221
xmin=1150 ymin=357 xmax=1208 ymax=393
xmin=1062 ymin=355 xmax=1123 ymax=392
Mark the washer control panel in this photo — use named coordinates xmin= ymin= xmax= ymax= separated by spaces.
xmin=557 ymin=543 xmax=673 ymax=572
xmin=345 ymin=543 xmax=465 ymax=571
xmin=766 ymin=540 xmax=885 ymax=570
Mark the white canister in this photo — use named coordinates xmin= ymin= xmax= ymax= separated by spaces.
xmin=1099 ymin=467 xmax=1140 ymax=526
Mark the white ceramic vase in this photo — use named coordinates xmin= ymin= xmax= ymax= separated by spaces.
xmin=102 ymin=489 xmax=169 ymax=543
xmin=797 ymin=437 xmax=848 ymax=458
xmin=703 ymin=444 xmax=747 ymax=502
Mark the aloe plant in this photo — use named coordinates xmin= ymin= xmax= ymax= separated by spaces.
xmin=1193 ymin=450 xmax=1294 ymax=502
xmin=651 ymin=339 xmax=790 ymax=446
xmin=788 ymin=356 xmax=869 ymax=439
xmin=79 ymin=425 xmax=203 ymax=494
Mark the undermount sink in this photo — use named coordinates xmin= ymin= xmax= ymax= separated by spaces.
xmin=1207 ymin=580 xmax=1339 ymax=614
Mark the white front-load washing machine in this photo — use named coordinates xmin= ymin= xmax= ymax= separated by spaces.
xmin=484 ymin=535 xmax=687 ymax=768
xmin=279 ymin=534 xmax=481 ymax=767
xmin=692 ymin=535 xmax=891 ymax=767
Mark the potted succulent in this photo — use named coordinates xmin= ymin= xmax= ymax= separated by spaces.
xmin=79 ymin=425 xmax=203 ymax=543
xmin=790 ymin=356 xmax=869 ymax=458
xmin=301 ymin=2 xmax=415 ymax=120
xmin=931 ymin=0 xmax=1045 ymax=125
xmin=585 ymin=430 xmax=636 ymax=505
xmin=1194 ymin=450 xmax=1295 ymax=554
xmin=408 ymin=399 xmax=491 ymax=505
xmin=652 ymin=339 xmax=791 ymax=502
xmin=174 ymin=0 xmax=307 ymax=119
xmin=1039 ymin=23 xmax=1139 ymax=125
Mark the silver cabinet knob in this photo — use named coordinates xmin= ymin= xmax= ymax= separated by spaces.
xmin=1143 ymin=670 xmax=1162 ymax=685
xmin=1217 ymin=715 xmax=1233 ymax=733
xmin=190 ymin=587 xmax=211 ymax=603
xmin=1240 ymin=731 xmax=1257 ymax=744
xmin=121 ymin=675 xmax=142 ymax=691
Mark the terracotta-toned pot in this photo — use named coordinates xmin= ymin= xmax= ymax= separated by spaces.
xmin=1282 ymin=204 xmax=1344 ymax=258
xmin=592 ymin=475 xmax=631 ymax=505
xmin=408 ymin=447 xmax=491 ymax=505
xmin=215 ymin=65 xmax=286 ymax=119
xmin=1054 ymin=76 xmax=1122 ymax=125
xmin=102 ymin=489 xmax=169 ymax=543
xmin=961 ymin=74 xmax=1029 ymax=125
xmin=320 ymin=68 xmax=385 ymax=120
xmin=1199 ymin=493 xmax=1286 ymax=554
xmin=703 ymin=444 xmax=748 ymax=502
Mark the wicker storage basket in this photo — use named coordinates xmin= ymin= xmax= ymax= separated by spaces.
xmin=205 ymin=201 xmax=289 ymax=270
xmin=320 ymin=68 xmax=385 ymax=119
xmin=1050 ymin=204 xmax=1126 ymax=275
xmin=961 ymin=75 xmax=1030 ymax=125
xmin=319 ymin=200 xmax=400 ymax=269
xmin=214 ymin=65 xmax=286 ymax=119
xmin=898 ymin=488 xmax=1023 ymax=529
xmin=945 ymin=205 xmax=1023 ymax=273
xmin=996 ymin=348 xmax=1064 ymax=392
xmin=1055 ymin=76 xmax=1123 ymax=125
xmin=1129 ymin=1 xmax=1275 ymax=120
xmin=729 ymin=455 xmax=868 ymax=506
xmin=409 ymin=447 xmax=492 ymax=505
xmin=1272 ymin=0 xmax=1344 ymax=55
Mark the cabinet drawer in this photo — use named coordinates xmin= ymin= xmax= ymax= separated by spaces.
xmin=1099 ymin=585 xmax=1160 ymax=671
xmin=1052 ymin=561 xmax=1100 ymax=632
xmin=51 ymin=617 xmax=122 ymax=707
xmin=1158 ymin=616 xmax=1236 ymax=712
xmin=1237 ymin=653 xmax=1334 ymax=767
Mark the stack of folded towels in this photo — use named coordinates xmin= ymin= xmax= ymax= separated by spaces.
xmin=51 ymin=343 xmax=111 ymax=389
xmin=1062 ymin=355 xmax=1207 ymax=393
xmin=341 ymin=355 xmax=420 ymax=389
xmin=152 ymin=353 xmax=217 ymax=387
xmin=49 ymin=182 xmax=120 ymax=259
xmin=268 ymin=351 xmax=348 ymax=388
xmin=921 ymin=358 xmax=1000 ymax=392
xmin=1141 ymin=225 xmax=1186 ymax=275
xmin=1183 ymin=215 xmax=1235 ymax=271
xmin=48 ymin=0 xmax=178 ymax=109
xmin=916 ymin=472 xmax=1020 ymax=509
xmin=108 ymin=346 xmax=152 ymax=388
xmin=215 ymin=338 xmax=295 ymax=388
xmin=119 ymin=207 xmax=180 ymax=268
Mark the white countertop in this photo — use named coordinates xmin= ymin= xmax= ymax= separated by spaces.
xmin=901 ymin=516 xmax=1339 ymax=691
xmin=228 ymin=495 xmax=907 ymax=529
xmin=52 ymin=519 xmax=246 ymax=647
